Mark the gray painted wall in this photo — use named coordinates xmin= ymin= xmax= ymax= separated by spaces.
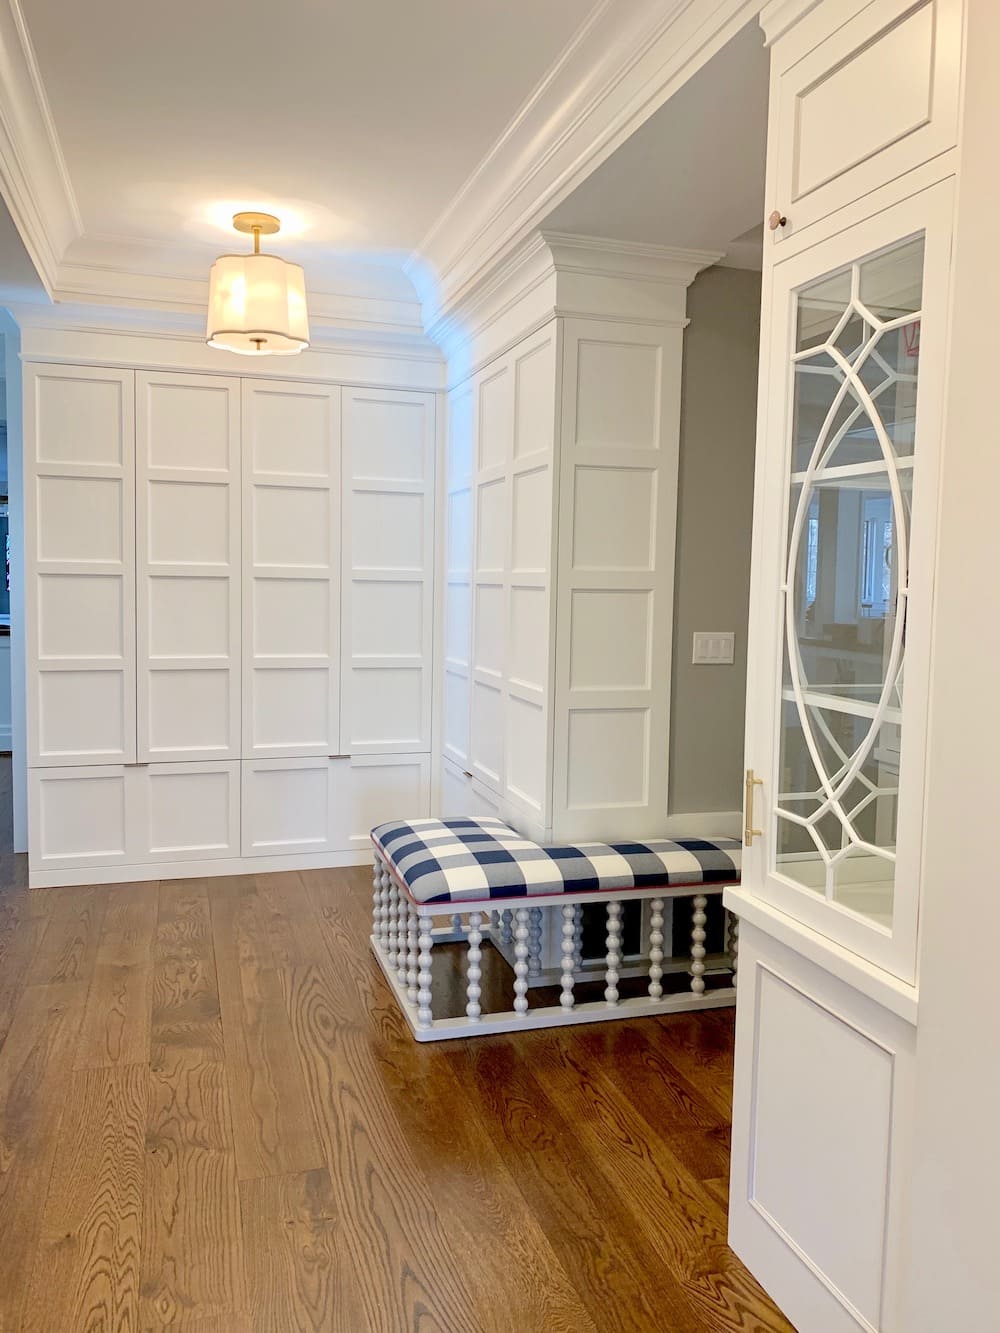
xmin=668 ymin=265 xmax=761 ymax=815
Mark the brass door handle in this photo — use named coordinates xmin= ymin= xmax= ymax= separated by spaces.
xmin=745 ymin=769 xmax=763 ymax=845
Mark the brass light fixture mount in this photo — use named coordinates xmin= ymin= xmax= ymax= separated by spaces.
xmin=232 ymin=210 xmax=281 ymax=254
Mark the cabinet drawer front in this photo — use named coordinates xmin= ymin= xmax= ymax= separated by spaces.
xmin=28 ymin=761 xmax=240 ymax=868
xmin=772 ymin=0 xmax=961 ymax=242
xmin=241 ymin=754 xmax=430 ymax=857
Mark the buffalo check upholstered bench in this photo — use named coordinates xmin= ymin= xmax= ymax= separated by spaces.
xmin=370 ymin=816 xmax=742 ymax=1041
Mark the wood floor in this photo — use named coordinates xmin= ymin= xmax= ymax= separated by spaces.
xmin=0 ymin=837 xmax=792 ymax=1329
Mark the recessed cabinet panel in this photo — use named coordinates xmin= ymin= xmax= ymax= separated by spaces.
xmin=36 ymin=374 xmax=124 ymax=467
xmin=30 ymin=768 xmax=128 ymax=865
xmin=572 ymin=467 xmax=656 ymax=571
xmin=142 ymin=763 xmax=239 ymax=858
xmin=339 ymin=754 xmax=430 ymax=851
xmin=242 ymin=759 xmax=335 ymax=854
xmin=566 ymin=708 xmax=650 ymax=812
xmin=443 ymin=669 xmax=470 ymax=767
xmin=38 ymin=671 xmax=125 ymax=761
xmin=26 ymin=364 xmax=136 ymax=767
xmin=137 ymin=373 xmax=241 ymax=763
xmin=342 ymin=387 xmax=434 ymax=756
xmin=771 ymin=0 xmax=961 ymax=244
xmin=36 ymin=476 xmax=123 ymax=562
xmin=243 ymin=380 xmax=341 ymax=759
xmin=575 ymin=341 xmax=661 ymax=450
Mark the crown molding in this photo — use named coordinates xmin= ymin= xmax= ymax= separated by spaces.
xmin=430 ymin=227 xmax=720 ymax=386
xmin=758 ymin=0 xmax=824 ymax=46
xmin=0 ymin=0 xmax=82 ymax=293
xmin=408 ymin=0 xmax=762 ymax=330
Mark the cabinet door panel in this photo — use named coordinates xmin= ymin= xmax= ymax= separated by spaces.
xmin=770 ymin=0 xmax=961 ymax=246
xmin=136 ymin=372 xmax=240 ymax=762
xmin=26 ymin=365 xmax=136 ymax=765
xmin=243 ymin=380 xmax=341 ymax=758
xmin=744 ymin=182 xmax=954 ymax=982
xmin=342 ymin=387 xmax=434 ymax=754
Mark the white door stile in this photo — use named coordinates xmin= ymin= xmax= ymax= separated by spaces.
xmin=24 ymin=363 xmax=137 ymax=768
xmin=241 ymin=379 xmax=342 ymax=761
xmin=135 ymin=371 xmax=241 ymax=763
xmin=340 ymin=386 xmax=435 ymax=757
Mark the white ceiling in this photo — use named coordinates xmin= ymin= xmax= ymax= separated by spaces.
xmin=21 ymin=0 xmax=597 ymax=295
xmin=545 ymin=20 xmax=769 ymax=267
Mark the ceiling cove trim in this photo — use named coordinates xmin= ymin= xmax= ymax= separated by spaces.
xmin=409 ymin=0 xmax=764 ymax=330
xmin=0 ymin=0 xmax=82 ymax=293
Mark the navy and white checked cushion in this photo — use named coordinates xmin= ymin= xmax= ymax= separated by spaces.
xmin=372 ymin=816 xmax=741 ymax=905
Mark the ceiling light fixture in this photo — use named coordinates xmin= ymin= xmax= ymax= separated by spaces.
xmin=206 ymin=211 xmax=309 ymax=355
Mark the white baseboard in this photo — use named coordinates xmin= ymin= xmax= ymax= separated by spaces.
xmin=28 ymin=846 xmax=375 ymax=889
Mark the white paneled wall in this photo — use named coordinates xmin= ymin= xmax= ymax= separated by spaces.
xmin=442 ymin=287 xmax=690 ymax=842
xmin=553 ymin=319 xmax=680 ymax=840
xmin=24 ymin=358 xmax=436 ymax=885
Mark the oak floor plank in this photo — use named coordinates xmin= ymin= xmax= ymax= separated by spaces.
xmin=75 ymin=882 xmax=159 ymax=1070
xmin=140 ymin=879 xmax=246 ymax=1329
xmin=524 ymin=1029 xmax=794 ymax=1332
xmin=280 ymin=960 xmax=480 ymax=1333
xmin=241 ymin=1167 xmax=361 ymax=1331
xmin=29 ymin=884 xmax=109 ymax=986
xmin=212 ymin=879 xmax=325 ymax=1182
xmin=306 ymin=879 xmax=601 ymax=1333
xmin=449 ymin=1033 xmax=703 ymax=1333
xmin=0 ymin=981 xmax=88 ymax=1330
xmin=0 ymin=907 xmax=49 ymax=1051
xmin=23 ymin=1062 xmax=148 ymax=1333
xmin=150 ymin=880 xmax=226 ymax=1068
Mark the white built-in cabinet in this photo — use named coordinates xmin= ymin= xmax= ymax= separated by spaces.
xmin=727 ymin=1 xmax=963 ymax=1330
xmin=25 ymin=363 xmax=434 ymax=882
xmin=443 ymin=307 xmax=685 ymax=842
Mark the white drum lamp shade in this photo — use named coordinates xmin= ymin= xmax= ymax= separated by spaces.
xmin=206 ymin=252 xmax=309 ymax=354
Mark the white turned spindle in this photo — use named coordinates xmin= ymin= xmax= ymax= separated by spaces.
xmin=389 ymin=884 xmax=402 ymax=972
xmin=604 ymin=901 xmax=622 ymax=1006
xmin=690 ymin=894 xmax=707 ymax=996
xmin=560 ymin=904 xmax=576 ymax=1010
xmin=728 ymin=911 xmax=740 ymax=990
xmin=416 ymin=913 xmax=434 ymax=1029
xmin=465 ymin=911 xmax=484 ymax=1021
xmin=513 ymin=908 xmax=530 ymax=1015
xmin=451 ymin=912 xmax=463 ymax=936
xmin=395 ymin=894 xmax=408 ymax=986
xmin=406 ymin=904 xmax=419 ymax=1005
xmin=648 ymin=897 xmax=664 ymax=1000
xmin=500 ymin=908 xmax=514 ymax=947
xmin=527 ymin=906 xmax=544 ymax=978
xmin=572 ymin=904 xmax=584 ymax=970
xmin=378 ymin=868 xmax=390 ymax=954
xmin=372 ymin=860 xmax=382 ymax=940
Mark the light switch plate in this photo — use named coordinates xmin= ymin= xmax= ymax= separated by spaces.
xmin=693 ymin=631 xmax=735 ymax=665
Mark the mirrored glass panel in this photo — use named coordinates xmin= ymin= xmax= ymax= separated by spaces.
xmin=775 ymin=235 xmax=924 ymax=926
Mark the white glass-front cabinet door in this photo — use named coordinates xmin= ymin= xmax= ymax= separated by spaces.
xmin=744 ymin=180 xmax=954 ymax=983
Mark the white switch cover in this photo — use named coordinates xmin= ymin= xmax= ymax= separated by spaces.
xmin=693 ymin=631 xmax=735 ymax=665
